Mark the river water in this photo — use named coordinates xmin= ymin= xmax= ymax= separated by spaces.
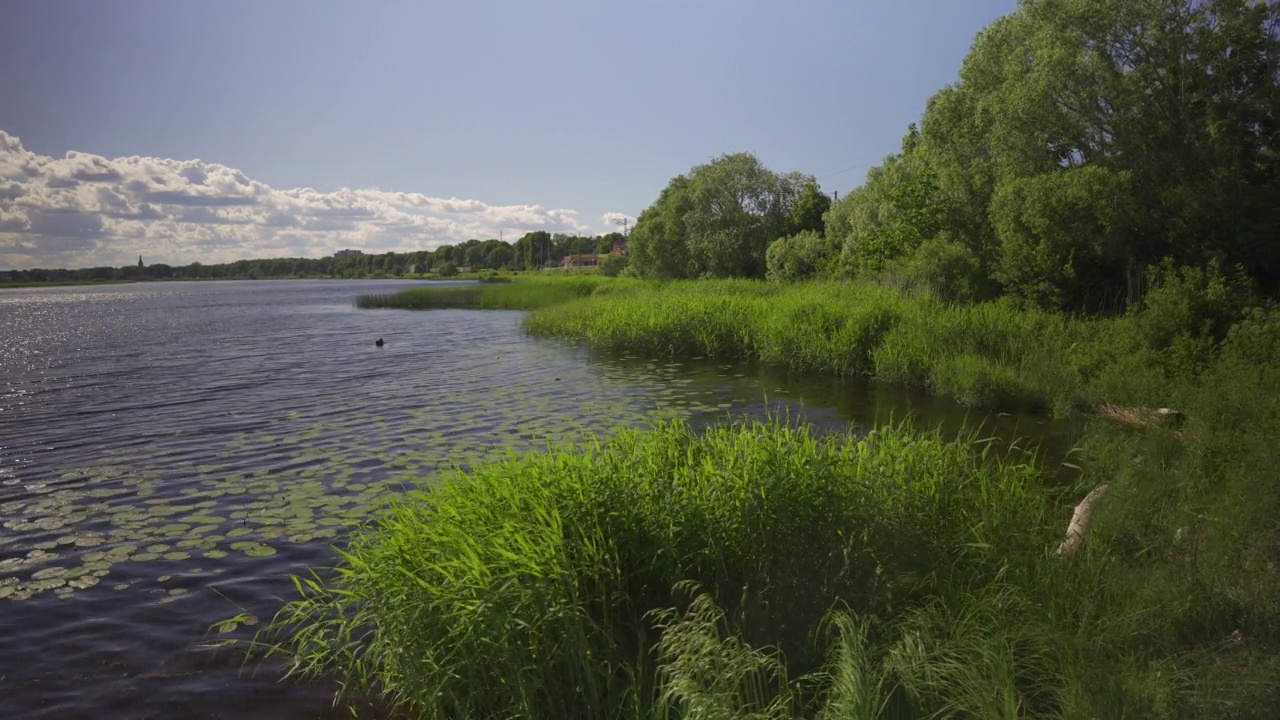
xmin=0 ymin=279 xmax=1080 ymax=719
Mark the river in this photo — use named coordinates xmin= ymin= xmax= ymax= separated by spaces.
xmin=0 ymin=279 xmax=1080 ymax=719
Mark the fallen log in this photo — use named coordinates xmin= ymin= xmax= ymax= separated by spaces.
xmin=1056 ymin=483 xmax=1111 ymax=559
xmin=1095 ymin=404 xmax=1185 ymax=429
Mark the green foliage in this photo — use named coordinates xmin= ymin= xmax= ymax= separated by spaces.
xmin=836 ymin=0 xmax=1280 ymax=309
xmin=827 ymin=127 xmax=950 ymax=277
xmin=882 ymin=235 xmax=986 ymax=304
xmin=785 ymin=181 xmax=832 ymax=237
xmin=765 ymin=230 xmax=831 ymax=282
xmin=435 ymin=260 xmax=458 ymax=277
xmin=989 ymin=166 xmax=1134 ymax=310
xmin=598 ymin=252 xmax=630 ymax=277
xmin=267 ymin=419 xmax=1048 ymax=718
xmin=628 ymin=175 xmax=695 ymax=280
xmin=525 ymin=279 xmax=1139 ymax=414
xmin=629 ymin=153 xmax=813 ymax=280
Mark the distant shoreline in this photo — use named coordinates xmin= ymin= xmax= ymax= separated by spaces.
xmin=0 ymin=279 xmax=138 ymax=289
xmin=0 ymin=270 xmax=574 ymax=289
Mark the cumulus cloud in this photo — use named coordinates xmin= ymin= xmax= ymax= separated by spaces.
xmin=601 ymin=211 xmax=636 ymax=231
xmin=0 ymin=130 xmax=600 ymax=269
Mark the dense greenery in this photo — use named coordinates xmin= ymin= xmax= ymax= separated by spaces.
xmin=623 ymin=0 xmax=1280 ymax=313
xmin=269 ymin=419 xmax=1050 ymax=717
xmin=830 ymin=0 xmax=1280 ymax=311
xmin=628 ymin=153 xmax=820 ymax=279
xmin=527 ymin=270 xmax=1255 ymax=415
xmin=264 ymin=1 xmax=1280 ymax=716
xmin=268 ymin=303 xmax=1280 ymax=716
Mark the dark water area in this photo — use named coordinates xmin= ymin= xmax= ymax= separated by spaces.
xmin=0 ymin=280 xmax=1081 ymax=719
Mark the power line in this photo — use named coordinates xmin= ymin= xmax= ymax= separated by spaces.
xmin=819 ymin=146 xmax=897 ymax=179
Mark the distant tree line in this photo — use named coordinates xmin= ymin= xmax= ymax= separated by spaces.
xmin=1 ymin=232 xmax=628 ymax=283
xmin=627 ymin=0 xmax=1280 ymax=313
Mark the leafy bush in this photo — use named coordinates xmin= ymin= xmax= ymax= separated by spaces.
xmin=598 ymin=252 xmax=630 ymax=277
xmin=883 ymin=234 xmax=986 ymax=303
xmin=765 ymin=230 xmax=832 ymax=282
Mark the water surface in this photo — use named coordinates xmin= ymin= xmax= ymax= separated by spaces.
xmin=0 ymin=280 xmax=1078 ymax=718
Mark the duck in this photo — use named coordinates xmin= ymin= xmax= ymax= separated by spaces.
xmin=375 ymin=338 xmax=384 ymax=347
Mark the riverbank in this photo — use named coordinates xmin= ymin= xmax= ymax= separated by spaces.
xmin=276 ymin=276 xmax=1280 ymax=717
xmin=360 ymin=275 xmax=1233 ymax=416
xmin=0 ymin=279 xmax=137 ymax=288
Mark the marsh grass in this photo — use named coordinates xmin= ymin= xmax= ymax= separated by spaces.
xmin=264 ymin=418 xmax=1083 ymax=718
xmin=355 ymin=275 xmax=631 ymax=310
xmin=265 ymin=302 xmax=1280 ymax=717
xmin=522 ymin=280 xmax=1170 ymax=416
xmin=358 ymin=276 xmax=1217 ymax=417
xmin=320 ymin=278 xmax=1280 ymax=717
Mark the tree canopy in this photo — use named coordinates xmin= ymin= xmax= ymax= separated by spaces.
xmin=628 ymin=153 xmax=818 ymax=279
xmin=826 ymin=0 xmax=1280 ymax=310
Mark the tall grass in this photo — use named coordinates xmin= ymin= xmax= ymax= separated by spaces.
xmin=523 ymin=280 xmax=1167 ymax=415
xmin=355 ymin=275 xmax=632 ymax=310
xmin=266 ymin=305 xmax=1280 ymax=718
xmin=320 ymin=276 xmax=1280 ymax=717
xmin=266 ymin=419 xmax=1057 ymax=718
xmin=357 ymin=276 xmax=1226 ymax=416
xmin=265 ymin=380 xmax=1280 ymax=717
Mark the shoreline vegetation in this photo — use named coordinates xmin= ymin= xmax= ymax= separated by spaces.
xmin=265 ymin=0 xmax=1280 ymax=715
xmin=273 ymin=274 xmax=1280 ymax=718
xmin=356 ymin=275 xmax=1234 ymax=418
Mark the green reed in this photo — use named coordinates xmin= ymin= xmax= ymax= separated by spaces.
xmin=264 ymin=418 xmax=1069 ymax=718
xmin=523 ymin=279 xmax=1175 ymax=416
xmin=264 ymin=307 xmax=1280 ymax=717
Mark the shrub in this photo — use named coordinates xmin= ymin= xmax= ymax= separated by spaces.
xmin=765 ymin=230 xmax=831 ymax=282
xmin=599 ymin=253 xmax=630 ymax=277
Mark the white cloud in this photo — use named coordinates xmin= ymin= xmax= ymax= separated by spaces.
xmin=0 ymin=130 xmax=599 ymax=269
xmin=601 ymin=211 xmax=636 ymax=231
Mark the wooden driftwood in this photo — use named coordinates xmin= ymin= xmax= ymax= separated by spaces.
xmin=1095 ymin=404 xmax=1185 ymax=429
xmin=1056 ymin=483 xmax=1111 ymax=559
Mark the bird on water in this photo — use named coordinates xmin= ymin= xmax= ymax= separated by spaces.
xmin=375 ymin=338 xmax=384 ymax=347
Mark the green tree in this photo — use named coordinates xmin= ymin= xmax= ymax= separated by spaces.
xmin=485 ymin=244 xmax=513 ymax=269
xmin=514 ymin=231 xmax=553 ymax=270
xmin=847 ymin=0 xmax=1280 ymax=308
xmin=827 ymin=126 xmax=949 ymax=277
xmin=629 ymin=153 xmax=813 ymax=279
xmin=628 ymin=175 xmax=695 ymax=279
xmin=786 ymin=182 xmax=832 ymax=237
xmin=990 ymin=166 xmax=1135 ymax=310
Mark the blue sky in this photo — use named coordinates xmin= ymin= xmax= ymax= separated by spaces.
xmin=0 ymin=0 xmax=1017 ymax=269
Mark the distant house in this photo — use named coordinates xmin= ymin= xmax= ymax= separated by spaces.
xmin=562 ymin=254 xmax=604 ymax=269
xmin=334 ymin=249 xmax=364 ymax=258
xmin=456 ymin=265 xmax=475 ymax=274
xmin=610 ymin=238 xmax=629 ymax=255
